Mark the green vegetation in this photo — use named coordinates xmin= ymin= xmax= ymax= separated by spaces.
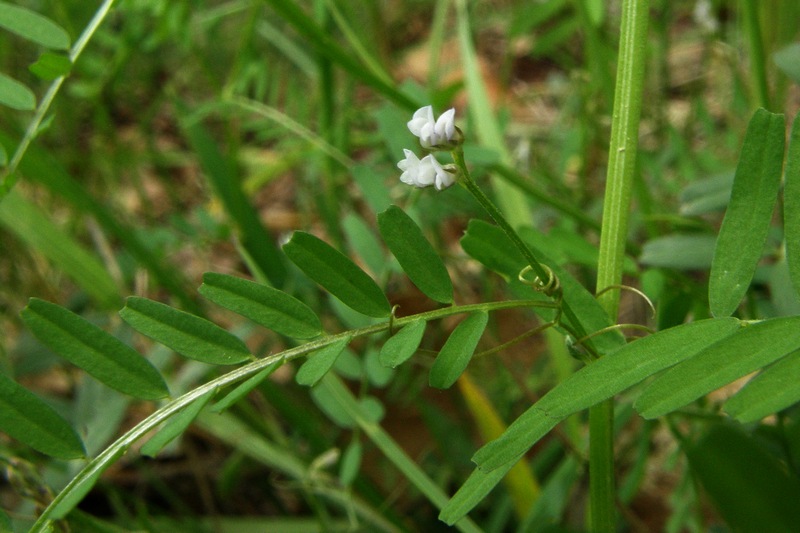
xmin=2 ymin=1 xmax=800 ymax=531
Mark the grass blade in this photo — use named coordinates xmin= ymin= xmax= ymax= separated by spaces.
xmin=0 ymin=190 xmax=120 ymax=309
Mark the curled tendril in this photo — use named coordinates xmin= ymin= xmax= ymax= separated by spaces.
xmin=568 ymin=323 xmax=656 ymax=361
xmin=518 ymin=264 xmax=560 ymax=295
xmin=595 ymin=284 xmax=656 ymax=319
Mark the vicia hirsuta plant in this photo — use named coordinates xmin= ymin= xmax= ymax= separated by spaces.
xmin=4 ymin=1 xmax=800 ymax=531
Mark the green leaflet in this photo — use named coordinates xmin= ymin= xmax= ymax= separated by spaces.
xmin=284 ymin=231 xmax=391 ymax=318
xmin=378 ymin=206 xmax=454 ymax=304
xmin=0 ymin=372 xmax=85 ymax=459
xmin=211 ymin=361 xmax=283 ymax=413
xmin=472 ymin=318 xmax=740 ymax=472
xmin=0 ymin=72 xmax=35 ymax=110
xmin=429 ymin=312 xmax=488 ymax=389
xmin=709 ymin=109 xmax=786 ymax=317
xmin=636 ymin=316 xmax=800 ymax=419
xmin=296 ymin=336 xmax=351 ymax=387
xmin=0 ymin=2 xmax=71 ymax=49
xmin=439 ymin=460 xmax=516 ymax=525
xmin=725 ymin=350 xmax=800 ymax=423
xmin=29 ymin=52 xmax=72 ymax=81
xmin=379 ymin=319 xmax=426 ymax=368
xmin=461 ymin=220 xmax=624 ymax=355
xmin=685 ymin=423 xmax=800 ymax=533
xmin=199 ymin=273 xmax=322 ymax=339
xmin=121 ymin=297 xmax=252 ymax=365
xmin=141 ymin=389 xmax=216 ymax=457
xmin=785 ymin=114 xmax=800 ymax=299
xmin=21 ymin=299 xmax=169 ymax=400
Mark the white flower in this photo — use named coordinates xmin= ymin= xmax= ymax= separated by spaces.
xmin=407 ymin=105 xmax=457 ymax=149
xmin=397 ymin=149 xmax=456 ymax=190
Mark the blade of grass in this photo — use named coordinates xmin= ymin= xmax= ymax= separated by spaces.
xmin=0 ymin=190 xmax=120 ymax=308
xmin=455 ymin=0 xmax=530 ymax=229
xmin=319 ymin=374 xmax=484 ymax=533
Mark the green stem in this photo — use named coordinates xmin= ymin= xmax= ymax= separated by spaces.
xmin=592 ymin=0 xmax=650 ymax=531
xmin=29 ymin=297 xmax=555 ymax=531
xmin=0 ymin=0 xmax=117 ymax=201
xmin=454 ymin=148 xmax=589 ymax=345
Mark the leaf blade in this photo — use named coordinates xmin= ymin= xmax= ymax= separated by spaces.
xmin=120 ymin=297 xmax=252 ymax=365
xmin=378 ymin=206 xmax=453 ymax=303
xmin=724 ymin=349 xmax=800 ymax=423
xmin=141 ymin=389 xmax=216 ymax=457
xmin=0 ymin=72 xmax=35 ymax=110
xmin=199 ymin=273 xmax=321 ymax=339
xmin=296 ymin=336 xmax=351 ymax=387
xmin=379 ymin=319 xmax=426 ymax=368
xmin=0 ymin=372 xmax=85 ymax=459
xmin=0 ymin=2 xmax=71 ymax=49
xmin=284 ymin=231 xmax=391 ymax=318
xmin=21 ymin=299 xmax=169 ymax=400
xmin=473 ymin=318 xmax=741 ymax=472
xmin=784 ymin=113 xmax=800 ymax=299
xmin=636 ymin=316 xmax=800 ymax=419
xmin=710 ymin=109 xmax=786 ymax=317
xmin=429 ymin=312 xmax=488 ymax=389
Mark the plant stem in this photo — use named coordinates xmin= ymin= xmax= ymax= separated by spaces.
xmin=454 ymin=148 xmax=589 ymax=344
xmin=743 ymin=0 xmax=770 ymax=110
xmin=0 ymin=0 xmax=117 ymax=201
xmin=592 ymin=0 xmax=650 ymax=531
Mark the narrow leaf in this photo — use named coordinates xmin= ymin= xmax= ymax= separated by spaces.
xmin=784 ymin=113 xmax=800 ymax=299
xmin=0 ymin=372 xmax=85 ymax=459
xmin=284 ymin=231 xmax=391 ymax=318
xmin=0 ymin=73 xmax=35 ymax=110
xmin=379 ymin=319 xmax=426 ymax=368
xmin=378 ymin=206 xmax=453 ymax=303
xmin=0 ymin=190 xmax=120 ymax=308
xmin=183 ymin=122 xmax=287 ymax=287
xmin=724 ymin=349 xmax=800 ymax=423
xmin=636 ymin=316 xmax=800 ymax=419
xmin=473 ymin=318 xmax=741 ymax=472
xmin=440 ymin=460 xmax=516 ymax=525
xmin=686 ymin=423 xmax=800 ymax=533
xmin=296 ymin=336 xmax=351 ymax=387
xmin=211 ymin=360 xmax=283 ymax=413
xmin=0 ymin=2 xmax=71 ymax=49
xmin=120 ymin=297 xmax=252 ymax=365
xmin=199 ymin=273 xmax=321 ymax=339
xmin=710 ymin=109 xmax=786 ymax=317
xmin=429 ymin=312 xmax=488 ymax=389
xmin=141 ymin=389 xmax=215 ymax=457
xmin=21 ymin=299 xmax=169 ymax=400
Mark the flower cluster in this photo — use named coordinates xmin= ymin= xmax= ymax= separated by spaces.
xmin=397 ymin=105 xmax=462 ymax=190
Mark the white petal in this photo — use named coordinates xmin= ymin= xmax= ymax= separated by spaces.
xmin=407 ymin=106 xmax=434 ymax=136
xmin=434 ymin=108 xmax=456 ymax=141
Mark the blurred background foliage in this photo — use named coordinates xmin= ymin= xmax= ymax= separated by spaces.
xmin=1 ymin=0 xmax=800 ymax=531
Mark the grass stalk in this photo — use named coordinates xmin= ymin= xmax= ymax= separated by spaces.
xmin=591 ymin=0 xmax=650 ymax=531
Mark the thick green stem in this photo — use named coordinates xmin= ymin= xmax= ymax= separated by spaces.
xmin=592 ymin=0 xmax=650 ymax=531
